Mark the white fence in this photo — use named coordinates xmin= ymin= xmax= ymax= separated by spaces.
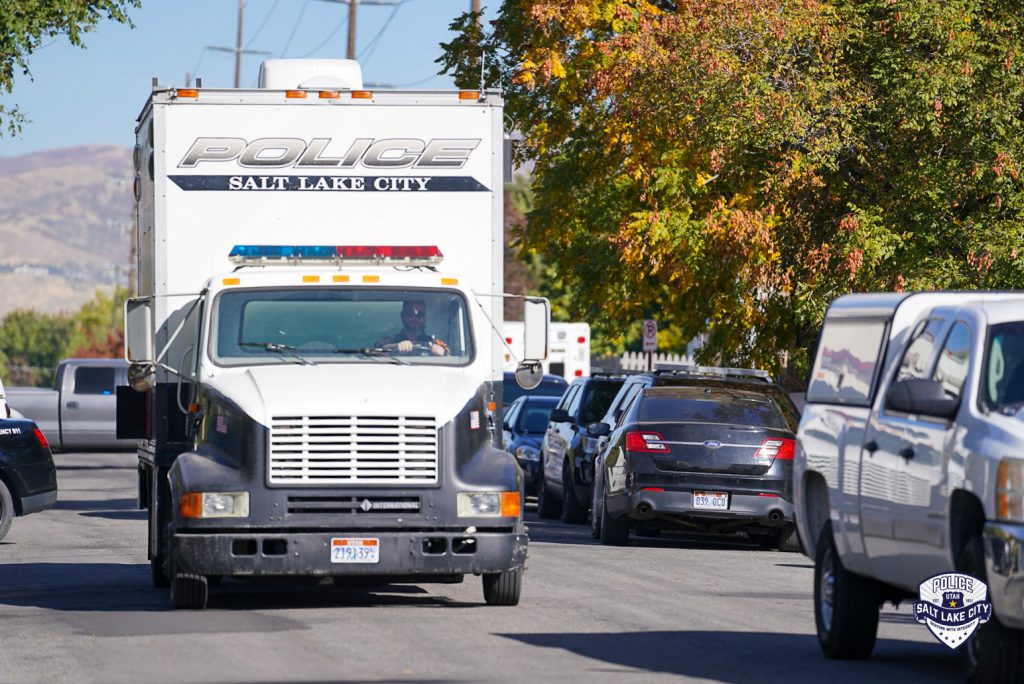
xmin=616 ymin=351 xmax=696 ymax=371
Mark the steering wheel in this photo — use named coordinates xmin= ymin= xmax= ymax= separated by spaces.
xmin=380 ymin=342 xmax=437 ymax=357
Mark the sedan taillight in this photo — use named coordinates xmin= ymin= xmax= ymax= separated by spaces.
xmin=624 ymin=431 xmax=670 ymax=453
xmin=755 ymin=438 xmax=795 ymax=460
xmin=33 ymin=428 xmax=49 ymax=450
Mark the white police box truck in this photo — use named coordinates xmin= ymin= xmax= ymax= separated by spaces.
xmin=119 ymin=59 xmax=549 ymax=609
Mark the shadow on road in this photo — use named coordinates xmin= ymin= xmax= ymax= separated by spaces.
xmin=498 ymin=630 xmax=958 ymax=682
xmin=53 ymin=497 xmax=137 ymax=511
xmin=0 ymin=562 xmax=479 ymax=616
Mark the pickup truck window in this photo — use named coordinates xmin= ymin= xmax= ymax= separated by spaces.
xmin=74 ymin=367 xmax=116 ymax=395
xmin=806 ymin=319 xmax=887 ymax=406
xmin=933 ymin=322 xmax=970 ymax=400
xmin=897 ymin=318 xmax=945 ymax=382
xmin=984 ymin=321 xmax=1024 ymax=413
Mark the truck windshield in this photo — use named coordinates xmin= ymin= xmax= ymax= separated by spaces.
xmin=211 ymin=288 xmax=473 ymax=367
xmin=984 ymin=322 xmax=1024 ymax=413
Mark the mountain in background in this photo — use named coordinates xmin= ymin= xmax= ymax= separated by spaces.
xmin=0 ymin=145 xmax=133 ymax=317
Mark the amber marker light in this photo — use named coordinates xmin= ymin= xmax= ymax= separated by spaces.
xmin=501 ymin=492 xmax=522 ymax=518
xmin=180 ymin=493 xmax=203 ymax=519
xmin=333 ymin=274 xmax=350 ymax=283
xmin=351 ymin=90 xmax=373 ymax=99
xmin=362 ymin=275 xmax=380 ymax=283
xmin=302 ymin=275 xmax=320 ymax=283
xmin=459 ymin=90 xmax=481 ymax=100
xmin=285 ymin=90 xmax=307 ymax=99
xmin=441 ymin=277 xmax=459 ymax=285
xmin=176 ymin=89 xmax=199 ymax=98
xmin=319 ymin=91 xmax=340 ymax=99
xmin=222 ymin=277 xmax=240 ymax=286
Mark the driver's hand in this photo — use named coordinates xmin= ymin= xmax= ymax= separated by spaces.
xmin=397 ymin=340 xmax=413 ymax=352
xmin=431 ymin=342 xmax=447 ymax=356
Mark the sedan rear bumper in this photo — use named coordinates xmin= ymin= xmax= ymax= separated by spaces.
xmin=608 ymin=488 xmax=794 ymax=525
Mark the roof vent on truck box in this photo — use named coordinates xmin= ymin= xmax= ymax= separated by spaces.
xmin=258 ymin=59 xmax=363 ymax=90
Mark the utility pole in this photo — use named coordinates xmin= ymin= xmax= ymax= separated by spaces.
xmin=208 ymin=0 xmax=271 ymax=87
xmin=472 ymin=0 xmax=481 ymax=13
xmin=314 ymin=0 xmax=401 ymax=60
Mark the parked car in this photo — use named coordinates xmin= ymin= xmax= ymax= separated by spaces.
xmin=6 ymin=358 xmax=134 ymax=450
xmin=0 ymin=418 xmax=58 ymax=540
xmin=502 ymin=395 xmax=560 ymax=496
xmin=794 ymin=292 xmax=1024 ymax=680
xmin=537 ymin=373 xmax=629 ymax=523
xmin=502 ymin=371 xmax=568 ymax=409
xmin=590 ymin=367 xmax=801 ymax=550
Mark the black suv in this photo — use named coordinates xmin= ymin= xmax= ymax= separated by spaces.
xmin=0 ymin=418 xmax=58 ymax=541
xmin=537 ymin=373 xmax=628 ymax=523
xmin=588 ymin=367 xmax=801 ymax=549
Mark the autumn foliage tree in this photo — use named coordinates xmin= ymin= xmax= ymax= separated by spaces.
xmin=441 ymin=1 xmax=1024 ymax=382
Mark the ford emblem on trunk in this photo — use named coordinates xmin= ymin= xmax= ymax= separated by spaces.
xmin=703 ymin=440 xmax=723 ymax=449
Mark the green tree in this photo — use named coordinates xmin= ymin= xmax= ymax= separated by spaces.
xmin=441 ymin=1 xmax=1024 ymax=386
xmin=0 ymin=309 xmax=74 ymax=386
xmin=1 ymin=0 xmax=139 ymax=136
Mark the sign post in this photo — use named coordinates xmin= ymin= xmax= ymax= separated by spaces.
xmin=642 ymin=319 xmax=658 ymax=372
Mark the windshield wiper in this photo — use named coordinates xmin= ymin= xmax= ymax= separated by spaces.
xmin=239 ymin=342 xmax=316 ymax=366
xmin=331 ymin=347 xmax=409 ymax=365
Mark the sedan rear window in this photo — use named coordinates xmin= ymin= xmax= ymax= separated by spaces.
xmin=638 ymin=393 xmax=787 ymax=430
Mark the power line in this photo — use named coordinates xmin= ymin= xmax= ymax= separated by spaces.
xmin=358 ymin=2 xmax=404 ymax=64
xmin=245 ymin=0 xmax=279 ymax=49
xmin=299 ymin=19 xmax=348 ymax=58
xmin=281 ymin=0 xmax=311 ymax=57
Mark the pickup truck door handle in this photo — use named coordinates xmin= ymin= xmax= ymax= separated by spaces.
xmin=864 ymin=440 xmax=878 ymax=454
xmin=898 ymin=447 xmax=915 ymax=460
xmin=66 ymin=401 xmax=79 ymax=409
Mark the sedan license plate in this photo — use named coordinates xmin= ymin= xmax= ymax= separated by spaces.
xmin=692 ymin=491 xmax=729 ymax=510
xmin=330 ymin=538 xmax=380 ymax=564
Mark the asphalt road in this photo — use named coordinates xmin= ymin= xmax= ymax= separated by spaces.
xmin=0 ymin=451 xmax=958 ymax=684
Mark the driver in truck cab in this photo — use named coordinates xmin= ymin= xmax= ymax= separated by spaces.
xmin=376 ymin=300 xmax=449 ymax=356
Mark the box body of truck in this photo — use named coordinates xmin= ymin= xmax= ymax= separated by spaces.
xmin=124 ymin=67 xmax=533 ymax=608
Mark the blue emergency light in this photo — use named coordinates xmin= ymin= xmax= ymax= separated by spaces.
xmin=228 ymin=245 xmax=444 ymax=266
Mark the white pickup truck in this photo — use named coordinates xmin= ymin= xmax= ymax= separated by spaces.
xmin=794 ymin=292 xmax=1024 ymax=682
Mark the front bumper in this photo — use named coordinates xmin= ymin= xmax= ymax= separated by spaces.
xmin=984 ymin=522 xmax=1024 ymax=629
xmin=607 ymin=488 xmax=794 ymax=526
xmin=173 ymin=529 xmax=528 ymax=577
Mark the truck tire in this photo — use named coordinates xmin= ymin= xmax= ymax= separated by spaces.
xmin=150 ymin=555 xmax=170 ymax=589
xmin=171 ymin=572 xmax=209 ymax=610
xmin=536 ymin=470 xmax=562 ymax=520
xmin=958 ymin=534 xmax=1024 ymax=683
xmin=814 ymin=521 xmax=879 ymax=659
xmin=762 ymin=525 xmax=802 ymax=553
xmin=482 ymin=567 xmax=521 ymax=606
xmin=599 ymin=488 xmax=629 ymax=547
xmin=560 ymin=462 xmax=588 ymax=524
xmin=0 ymin=479 xmax=13 ymax=542
xmin=590 ymin=472 xmax=603 ymax=539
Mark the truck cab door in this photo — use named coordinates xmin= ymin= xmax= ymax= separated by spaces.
xmin=61 ymin=364 xmax=119 ymax=448
xmin=861 ymin=318 xmax=950 ymax=587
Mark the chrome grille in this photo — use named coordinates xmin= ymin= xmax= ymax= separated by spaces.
xmin=269 ymin=415 xmax=438 ymax=485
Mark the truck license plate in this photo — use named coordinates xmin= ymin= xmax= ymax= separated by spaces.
xmin=692 ymin=491 xmax=729 ymax=510
xmin=330 ymin=538 xmax=380 ymax=564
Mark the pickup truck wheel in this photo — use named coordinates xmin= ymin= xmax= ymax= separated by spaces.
xmin=814 ymin=521 xmax=879 ymax=659
xmin=560 ymin=462 xmax=588 ymax=524
xmin=599 ymin=489 xmax=630 ymax=547
xmin=171 ymin=571 xmax=208 ymax=610
xmin=0 ymin=479 xmax=13 ymax=542
xmin=536 ymin=470 xmax=562 ymax=520
xmin=958 ymin=534 xmax=1024 ymax=683
xmin=150 ymin=556 xmax=170 ymax=588
xmin=482 ymin=567 xmax=521 ymax=606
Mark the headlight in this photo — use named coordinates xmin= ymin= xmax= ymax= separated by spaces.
xmin=515 ymin=445 xmax=540 ymax=462
xmin=457 ymin=491 xmax=521 ymax=518
xmin=179 ymin=492 xmax=250 ymax=519
xmin=997 ymin=458 xmax=1024 ymax=522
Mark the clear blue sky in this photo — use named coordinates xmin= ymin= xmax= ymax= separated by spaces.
xmin=1 ymin=0 xmax=496 ymax=157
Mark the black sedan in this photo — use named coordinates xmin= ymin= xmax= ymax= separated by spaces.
xmin=591 ymin=383 xmax=800 ymax=550
xmin=0 ymin=418 xmax=58 ymax=540
xmin=502 ymin=395 xmax=560 ymax=496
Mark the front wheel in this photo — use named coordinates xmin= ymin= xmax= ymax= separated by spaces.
xmin=536 ymin=469 xmax=562 ymax=520
xmin=599 ymin=488 xmax=629 ymax=547
xmin=958 ymin=534 xmax=1024 ymax=683
xmin=171 ymin=571 xmax=208 ymax=610
xmin=814 ymin=521 xmax=879 ymax=659
xmin=482 ymin=567 xmax=522 ymax=606
xmin=0 ymin=479 xmax=13 ymax=542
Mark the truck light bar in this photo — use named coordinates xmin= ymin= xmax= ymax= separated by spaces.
xmin=228 ymin=245 xmax=443 ymax=267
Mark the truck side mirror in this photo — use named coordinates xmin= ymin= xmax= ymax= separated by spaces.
xmin=885 ymin=378 xmax=959 ymax=420
xmin=125 ymin=298 xmax=154 ymax=363
xmin=522 ymin=297 xmax=549 ymax=364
